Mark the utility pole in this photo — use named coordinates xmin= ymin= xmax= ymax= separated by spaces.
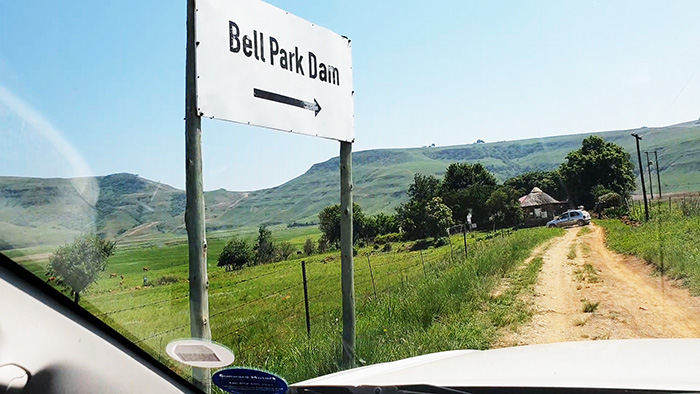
xmin=185 ymin=0 xmax=211 ymax=391
xmin=645 ymin=152 xmax=654 ymax=200
xmin=654 ymin=150 xmax=662 ymax=199
xmin=631 ymin=133 xmax=649 ymax=222
xmin=339 ymin=141 xmax=355 ymax=368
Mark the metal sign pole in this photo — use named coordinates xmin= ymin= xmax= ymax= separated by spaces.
xmin=186 ymin=0 xmax=211 ymax=391
xmin=193 ymin=0 xmax=354 ymax=377
xmin=339 ymin=141 xmax=355 ymax=368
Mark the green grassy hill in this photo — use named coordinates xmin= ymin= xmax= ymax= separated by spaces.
xmin=221 ymin=120 xmax=699 ymax=227
xmin=0 ymin=173 xmax=245 ymax=250
xmin=1 ymin=121 xmax=698 ymax=249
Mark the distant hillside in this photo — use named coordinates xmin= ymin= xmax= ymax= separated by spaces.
xmin=0 ymin=173 xmax=244 ymax=249
xmin=1 ymin=121 xmax=698 ymax=249
xmin=219 ymin=120 xmax=699 ymax=227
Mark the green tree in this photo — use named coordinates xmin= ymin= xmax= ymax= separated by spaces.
xmin=504 ymin=170 xmax=566 ymax=201
xmin=408 ymin=173 xmax=441 ymax=202
xmin=442 ymin=162 xmax=497 ymax=191
xmin=317 ymin=203 xmax=365 ymax=246
xmin=486 ymin=186 xmax=524 ymax=228
xmin=439 ymin=162 xmax=497 ymax=225
xmin=303 ymin=237 xmax=315 ymax=256
xmin=425 ymin=197 xmax=454 ymax=240
xmin=357 ymin=213 xmax=398 ymax=242
xmin=47 ymin=234 xmax=115 ymax=304
xmin=396 ymin=174 xmax=441 ymax=239
xmin=254 ymin=225 xmax=276 ymax=264
xmin=359 ymin=214 xmax=378 ymax=242
xmin=559 ymin=136 xmax=635 ymax=209
xmin=372 ymin=212 xmax=399 ymax=235
xmin=218 ymin=237 xmax=254 ymax=271
xmin=318 ymin=204 xmax=342 ymax=246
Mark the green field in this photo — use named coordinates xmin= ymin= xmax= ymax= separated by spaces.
xmin=597 ymin=198 xmax=700 ymax=295
xmin=14 ymin=225 xmax=562 ymax=383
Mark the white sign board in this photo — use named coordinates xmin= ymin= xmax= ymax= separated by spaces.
xmin=196 ymin=0 xmax=355 ymax=142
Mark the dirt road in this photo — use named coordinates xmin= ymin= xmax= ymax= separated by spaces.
xmin=497 ymin=224 xmax=700 ymax=346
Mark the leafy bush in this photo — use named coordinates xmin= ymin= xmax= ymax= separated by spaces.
xmin=317 ymin=237 xmax=329 ymax=253
xmin=382 ymin=243 xmax=392 ymax=252
xmin=155 ymin=275 xmax=179 ymax=285
xmin=602 ymin=206 xmax=628 ymax=218
xmin=433 ymin=237 xmax=448 ymax=247
xmin=591 ymin=185 xmax=614 ymax=199
xmin=303 ymin=238 xmax=315 ymax=256
xmin=409 ymin=239 xmax=432 ymax=251
xmin=595 ymin=192 xmax=624 ymax=216
xmin=276 ymin=241 xmax=296 ymax=261
xmin=218 ymin=237 xmax=254 ymax=271
xmin=375 ymin=232 xmax=403 ymax=245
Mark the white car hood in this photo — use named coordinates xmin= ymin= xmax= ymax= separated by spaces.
xmin=292 ymin=339 xmax=700 ymax=391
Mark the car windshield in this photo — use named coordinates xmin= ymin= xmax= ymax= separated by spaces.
xmin=2 ymin=1 xmax=700 ymax=392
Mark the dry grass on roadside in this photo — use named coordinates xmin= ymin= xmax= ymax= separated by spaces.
xmin=574 ymin=263 xmax=600 ymax=283
xmin=578 ymin=227 xmax=592 ymax=236
xmin=582 ymin=299 xmax=600 ymax=313
xmin=581 ymin=243 xmax=592 ymax=257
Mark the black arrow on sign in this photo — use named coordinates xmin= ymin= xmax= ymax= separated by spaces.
xmin=253 ymin=88 xmax=322 ymax=117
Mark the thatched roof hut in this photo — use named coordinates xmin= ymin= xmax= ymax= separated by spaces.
xmin=519 ymin=187 xmax=560 ymax=207
xmin=519 ymin=187 xmax=568 ymax=226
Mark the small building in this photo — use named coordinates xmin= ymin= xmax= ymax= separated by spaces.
xmin=519 ymin=187 xmax=568 ymax=227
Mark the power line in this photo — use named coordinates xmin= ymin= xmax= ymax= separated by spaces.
xmin=665 ymin=58 xmax=700 ymax=116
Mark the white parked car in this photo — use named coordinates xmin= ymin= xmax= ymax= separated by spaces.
xmin=547 ymin=209 xmax=591 ymax=228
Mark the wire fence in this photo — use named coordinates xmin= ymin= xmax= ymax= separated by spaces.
xmin=102 ymin=195 xmax=700 ymax=356
xmin=628 ymin=194 xmax=700 ymax=221
xmin=99 ymin=228 xmax=515 ymax=370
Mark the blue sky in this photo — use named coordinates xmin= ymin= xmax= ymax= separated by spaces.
xmin=1 ymin=1 xmax=699 ymax=191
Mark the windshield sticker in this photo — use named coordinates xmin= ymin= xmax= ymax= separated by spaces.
xmin=165 ymin=339 xmax=234 ymax=368
xmin=212 ymin=368 xmax=288 ymax=394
